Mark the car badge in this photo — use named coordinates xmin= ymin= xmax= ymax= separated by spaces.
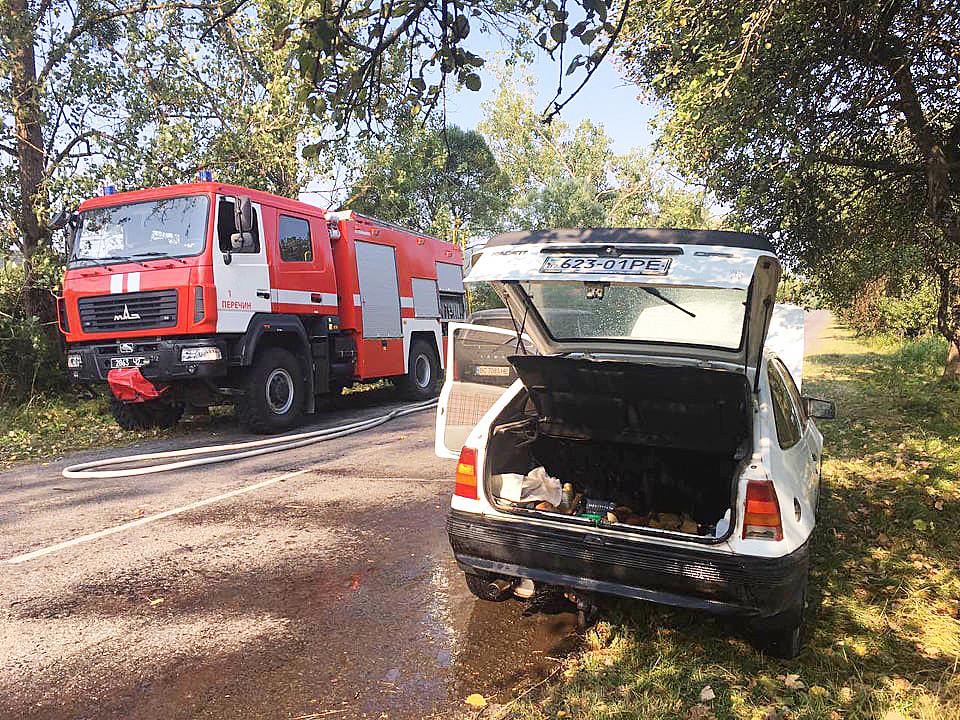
xmin=119 ymin=343 xmax=134 ymax=354
xmin=114 ymin=304 xmax=141 ymax=322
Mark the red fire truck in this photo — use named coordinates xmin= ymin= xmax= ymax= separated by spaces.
xmin=57 ymin=182 xmax=465 ymax=433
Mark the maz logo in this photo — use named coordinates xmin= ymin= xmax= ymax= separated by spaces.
xmin=114 ymin=304 xmax=141 ymax=322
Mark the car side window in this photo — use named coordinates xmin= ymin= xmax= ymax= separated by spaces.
xmin=278 ymin=215 xmax=312 ymax=262
xmin=772 ymin=357 xmax=808 ymax=424
xmin=217 ymin=198 xmax=260 ymax=253
xmin=768 ymin=361 xmax=803 ymax=449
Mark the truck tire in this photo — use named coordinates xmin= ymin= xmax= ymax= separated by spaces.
xmin=396 ymin=339 xmax=439 ymax=400
xmin=237 ymin=347 xmax=306 ymax=434
xmin=109 ymin=397 xmax=184 ymax=430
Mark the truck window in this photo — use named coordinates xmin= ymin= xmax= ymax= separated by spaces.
xmin=217 ymin=197 xmax=260 ymax=253
xmin=278 ymin=215 xmax=312 ymax=262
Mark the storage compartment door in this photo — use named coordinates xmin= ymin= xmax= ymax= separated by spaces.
xmin=435 ymin=323 xmax=534 ymax=459
xmin=355 ymin=241 xmax=401 ymax=338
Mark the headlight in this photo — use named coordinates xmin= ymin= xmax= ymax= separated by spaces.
xmin=180 ymin=346 xmax=222 ymax=362
xmin=67 ymin=353 xmax=83 ymax=368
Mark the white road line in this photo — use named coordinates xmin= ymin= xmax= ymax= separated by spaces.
xmin=4 ymin=467 xmax=314 ymax=565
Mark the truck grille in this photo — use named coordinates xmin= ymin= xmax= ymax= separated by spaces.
xmin=78 ymin=290 xmax=178 ymax=333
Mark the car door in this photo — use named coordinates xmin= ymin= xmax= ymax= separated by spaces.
xmin=435 ymin=323 xmax=535 ymax=459
xmin=775 ymin=356 xmax=824 ymax=509
xmin=767 ymin=358 xmax=819 ymax=531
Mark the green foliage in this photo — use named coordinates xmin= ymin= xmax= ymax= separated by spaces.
xmin=776 ymin=272 xmax=820 ymax=308
xmin=345 ymin=119 xmax=510 ymax=243
xmin=840 ymin=277 xmax=939 ymax=338
xmin=292 ymin=0 xmax=626 ymax=133
xmin=479 ymin=69 xmax=718 ymax=230
xmin=0 ymin=254 xmax=66 ymax=399
xmin=617 ymin=0 xmax=960 ymax=350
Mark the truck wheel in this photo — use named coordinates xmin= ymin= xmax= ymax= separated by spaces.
xmin=237 ymin=347 xmax=306 ymax=434
xmin=397 ymin=339 xmax=439 ymax=400
xmin=109 ymin=397 xmax=184 ymax=430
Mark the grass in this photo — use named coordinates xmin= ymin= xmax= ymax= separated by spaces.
xmin=504 ymin=324 xmax=960 ymax=720
xmin=0 ymin=389 xmax=200 ymax=467
xmin=0 ymin=379 xmax=400 ymax=468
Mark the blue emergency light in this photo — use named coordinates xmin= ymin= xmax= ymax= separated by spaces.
xmin=101 ymin=183 xmax=116 ymax=195
xmin=197 ymin=169 xmax=214 ymax=182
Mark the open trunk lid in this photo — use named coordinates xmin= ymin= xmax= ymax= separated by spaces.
xmin=467 ymin=228 xmax=781 ymax=389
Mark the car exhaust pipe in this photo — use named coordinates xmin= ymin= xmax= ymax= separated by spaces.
xmin=486 ymin=577 xmax=517 ymax=601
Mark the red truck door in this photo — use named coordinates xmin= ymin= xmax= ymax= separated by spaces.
xmin=266 ymin=210 xmax=338 ymax=316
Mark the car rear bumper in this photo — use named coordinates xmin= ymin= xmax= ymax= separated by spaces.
xmin=447 ymin=510 xmax=808 ymax=621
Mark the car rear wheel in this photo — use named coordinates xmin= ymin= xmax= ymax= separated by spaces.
xmin=109 ymin=397 xmax=184 ymax=430
xmin=237 ymin=347 xmax=306 ymax=434
xmin=396 ymin=339 xmax=439 ymax=400
xmin=750 ymin=579 xmax=807 ymax=659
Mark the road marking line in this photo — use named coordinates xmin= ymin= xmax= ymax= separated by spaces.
xmin=4 ymin=467 xmax=314 ymax=565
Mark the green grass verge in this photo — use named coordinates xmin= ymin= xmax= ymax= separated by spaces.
xmin=502 ymin=325 xmax=960 ymax=720
xmin=0 ymin=390 xmax=192 ymax=467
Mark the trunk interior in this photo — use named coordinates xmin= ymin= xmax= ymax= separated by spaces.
xmin=485 ymin=356 xmax=752 ymax=540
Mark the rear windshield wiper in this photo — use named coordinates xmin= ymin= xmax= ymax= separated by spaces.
xmin=642 ymin=287 xmax=696 ymax=318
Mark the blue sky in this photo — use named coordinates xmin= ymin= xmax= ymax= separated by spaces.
xmin=444 ymin=48 xmax=659 ymax=155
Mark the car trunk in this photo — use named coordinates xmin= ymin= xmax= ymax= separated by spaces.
xmin=485 ymin=355 xmax=752 ymax=541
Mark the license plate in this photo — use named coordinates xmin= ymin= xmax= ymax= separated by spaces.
xmin=110 ymin=356 xmax=147 ymax=369
xmin=541 ymin=255 xmax=672 ymax=275
xmin=474 ymin=365 xmax=511 ymax=377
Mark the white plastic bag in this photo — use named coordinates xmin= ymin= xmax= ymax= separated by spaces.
xmin=492 ymin=466 xmax=562 ymax=505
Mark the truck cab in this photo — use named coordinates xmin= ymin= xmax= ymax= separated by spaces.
xmin=59 ymin=182 xmax=464 ymax=432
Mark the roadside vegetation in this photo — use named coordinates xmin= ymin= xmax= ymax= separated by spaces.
xmin=502 ymin=325 xmax=960 ymax=720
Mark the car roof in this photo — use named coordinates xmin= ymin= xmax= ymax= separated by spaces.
xmin=486 ymin=227 xmax=773 ymax=252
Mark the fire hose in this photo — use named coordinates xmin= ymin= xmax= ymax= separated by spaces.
xmin=61 ymin=398 xmax=439 ymax=479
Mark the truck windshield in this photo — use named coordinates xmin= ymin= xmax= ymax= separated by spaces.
xmin=70 ymin=195 xmax=209 ymax=267
xmin=519 ymin=281 xmax=749 ymax=350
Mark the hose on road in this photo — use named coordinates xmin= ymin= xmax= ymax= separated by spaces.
xmin=61 ymin=398 xmax=438 ymax=479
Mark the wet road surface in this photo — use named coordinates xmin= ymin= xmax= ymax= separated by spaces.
xmin=0 ymin=393 xmax=576 ymax=719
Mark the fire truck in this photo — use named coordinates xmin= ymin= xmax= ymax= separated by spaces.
xmin=56 ymin=182 xmax=465 ymax=433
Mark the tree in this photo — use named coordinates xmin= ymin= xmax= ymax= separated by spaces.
xmin=479 ymin=69 xmax=719 ymax=229
xmin=617 ymin=1 xmax=960 ymax=377
xmin=0 ymin=0 xmax=324 ymax=318
xmin=344 ymin=119 xmax=510 ymax=243
xmin=290 ymin=0 xmax=631 ymax=135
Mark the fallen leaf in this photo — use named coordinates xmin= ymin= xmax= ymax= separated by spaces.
xmin=464 ymin=693 xmax=486 ymax=709
xmin=780 ymin=673 xmax=805 ymax=690
xmin=877 ymin=532 xmax=890 ymax=546
xmin=148 ymin=597 xmax=164 ymax=606
xmin=686 ymin=704 xmax=715 ymax=720
xmin=935 ymin=499 xmax=944 ymax=511
xmin=699 ymin=685 xmax=716 ymax=702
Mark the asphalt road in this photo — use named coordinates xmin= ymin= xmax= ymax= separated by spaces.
xmin=0 ymin=389 xmax=575 ymax=720
xmin=1 ymin=311 xmax=830 ymax=719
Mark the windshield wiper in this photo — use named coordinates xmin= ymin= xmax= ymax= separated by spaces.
xmin=130 ymin=252 xmax=186 ymax=264
xmin=642 ymin=287 xmax=697 ymax=318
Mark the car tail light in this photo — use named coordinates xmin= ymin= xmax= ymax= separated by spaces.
xmin=742 ymin=479 xmax=783 ymax=541
xmin=454 ymin=446 xmax=478 ymax=500
xmin=193 ymin=286 xmax=205 ymax=322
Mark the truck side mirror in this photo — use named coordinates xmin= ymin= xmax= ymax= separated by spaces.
xmin=803 ymin=396 xmax=836 ymax=420
xmin=235 ymin=195 xmax=254 ymax=234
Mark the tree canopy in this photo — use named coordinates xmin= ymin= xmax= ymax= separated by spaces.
xmin=617 ymin=0 xmax=960 ymax=373
xmin=344 ymin=120 xmax=510 ymax=243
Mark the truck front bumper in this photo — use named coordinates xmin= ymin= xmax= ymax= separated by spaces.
xmin=448 ymin=510 xmax=808 ymax=622
xmin=66 ymin=337 xmax=230 ymax=385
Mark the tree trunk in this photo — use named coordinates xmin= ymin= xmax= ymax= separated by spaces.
xmin=944 ymin=342 xmax=960 ymax=383
xmin=7 ymin=0 xmax=48 ymax=318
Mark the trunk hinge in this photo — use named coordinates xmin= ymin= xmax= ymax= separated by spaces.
xmin=751 ymin=296 xmax=774 ymax=394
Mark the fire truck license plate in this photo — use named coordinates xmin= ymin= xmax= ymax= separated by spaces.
xmin=541 ymin=256 xmax=672 ymax=275
xmin=110 ymin=356 xmax=147 ymax=369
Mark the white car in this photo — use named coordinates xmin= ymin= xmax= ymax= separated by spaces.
xmin=434 ymin=228 xmax=834 ymax=658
